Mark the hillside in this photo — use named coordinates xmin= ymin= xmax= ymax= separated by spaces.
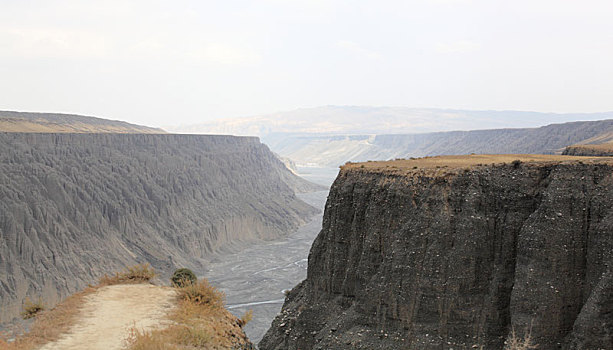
xmin=0 ymin=133 xmax=319 ymax=323
xmin=264 ymin=119 xmax=613 ymax=167
xmin=0 ymin=111 xmax=165 ymax=133
xmin=261 ymin=155 xmax=613 ymax=350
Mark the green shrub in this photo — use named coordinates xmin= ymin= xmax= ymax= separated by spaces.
xmin=171 ymin=268 xmax=197 ymax=288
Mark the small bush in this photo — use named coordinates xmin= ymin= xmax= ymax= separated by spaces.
xmin=21 ymin=298 xmax=44 ymax=319
xmin=99 ymin=263 xmax=156 ymax=286
xmin=171 ymin=268 xmax=197 ymax=288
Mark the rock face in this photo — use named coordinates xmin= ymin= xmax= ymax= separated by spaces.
xmin=260 ymin=155 xmax=613 ymax=350
xmin=0 ymin=133 xmax=319 ymax=323
xmin=563 ymin=144 xmax=613 ymax=157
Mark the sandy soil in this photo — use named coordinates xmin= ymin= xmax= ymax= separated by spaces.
xmin=39 ymin=284 xmax=176 ymax=350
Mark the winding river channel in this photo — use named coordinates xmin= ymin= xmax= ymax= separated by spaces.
xmin=203 ymin=167 xmax=338 ymax=343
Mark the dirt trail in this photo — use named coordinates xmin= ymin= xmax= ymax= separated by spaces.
xmin=40 ymin=284 xmax=176 ymax=350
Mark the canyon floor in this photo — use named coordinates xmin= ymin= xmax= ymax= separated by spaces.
xmin=203 ymin=166 xmax=338 ymax=343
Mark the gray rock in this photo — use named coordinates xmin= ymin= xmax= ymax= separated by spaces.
xmin=0 ymin=133 xmax=319 ymax=323
xmin=260 ymin=161 xmax=613 ymax=350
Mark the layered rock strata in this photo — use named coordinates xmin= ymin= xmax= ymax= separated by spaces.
xmin=261 ymin=154 xmax=613 ymax=350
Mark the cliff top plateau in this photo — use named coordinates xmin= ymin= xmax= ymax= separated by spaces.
xmin=345 ymin=153 xmax=613 ymax=174
xmin=0 ymin=111 xmax=165 ymax=134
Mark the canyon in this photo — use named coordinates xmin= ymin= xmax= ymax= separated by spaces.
xmin=264 ymin=119 xmax=613 ymax=167
xmin=260 ymin=155 xmax=613 ymax=350
xmin=0 ymin=132 xmax=319 ymax=323
xmin=168 ymin=106 xmax=613 ymax=168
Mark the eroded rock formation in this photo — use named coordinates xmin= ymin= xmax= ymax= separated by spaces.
xmin=260 ymin=155 xmax=613 ymax=350
xmin=0 ymin=133 xmax=319 ymax=323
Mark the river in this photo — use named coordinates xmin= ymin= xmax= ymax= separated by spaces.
xmin=202 ymin=166 xmax=338 ymax=344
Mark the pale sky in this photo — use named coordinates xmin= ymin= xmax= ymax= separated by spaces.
xmin=1 ymin=0 xmax=613 ymax=127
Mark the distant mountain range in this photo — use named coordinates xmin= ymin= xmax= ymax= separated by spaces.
xmin=167 ymin=106 xmax=613 ymax=167
xmin=264 ymin=119 xmax=613 ymax=167
xmin=166 ymin=106 xmax=613 ymax=136
xmin=0 ymin=111 xmax=165 ymax=134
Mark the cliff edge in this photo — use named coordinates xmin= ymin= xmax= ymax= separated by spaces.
xmin=260 ymin=154 xmax=613 ymax=350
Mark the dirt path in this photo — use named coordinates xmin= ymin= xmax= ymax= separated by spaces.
xmin=40 ymin=284 xmax=176 ymax=350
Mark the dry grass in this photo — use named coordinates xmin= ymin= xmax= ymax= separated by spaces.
xmin=0 ymin=119 xmax=165 ymax=134
xmin=345 ymin=154 xmax=613 ymax=173
xmin=126 ymin=279 xmax=253 ymax=350
xmin=504 ymin=327 xmax=538 ymax=350
xmin=0 ymin=286 xmax=96 ymax=350
xmin=98 ymin=263 xmax=156 ymax=286
xmin=20 ymin=299 xmax=44 ymax=320
xmin=0 ymin=264 xmax=157 ymax=350
xmin=238 ymin=310 xmax=253 ymax=328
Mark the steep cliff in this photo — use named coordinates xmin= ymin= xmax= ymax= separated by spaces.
xmin=0 ymin=133 xmax=319 ymax=323
xmin=260 ymin=155 xmax=613 ymax=350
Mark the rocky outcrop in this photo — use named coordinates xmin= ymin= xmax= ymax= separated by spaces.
xmin=260 ymin=155 xmax=613 ymax=350
xmin=563 ymin=144 xmax=613 ymax=157
xmin=0 ymin=133 xmax=319 ymax=323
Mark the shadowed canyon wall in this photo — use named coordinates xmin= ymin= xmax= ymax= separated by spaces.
xmin=261 ymin=156 xmax=613 ymax=350
xmin=0 ymin=133 xmax=319 ymax=323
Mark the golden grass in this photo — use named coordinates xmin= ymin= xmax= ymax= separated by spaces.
xmin=126 ymin=279 xmax=253 ymax=350
xmin=0 ymin=264 xmax=156 ymax=350
xmin=98 ymin=263 xmax=156 ymax=286
xmin=343 ymin=154 xmax=613 ymax=179
xmin=0 ymin=119 xmax=165 ymax=134
xmin=0 ymin=286 xmax=96 ymax=350
xmin=1 ymin=265 xmax=250 ymax=350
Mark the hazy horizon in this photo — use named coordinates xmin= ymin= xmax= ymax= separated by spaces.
xmin=2 ymin=1 xmax=613 ymax=127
